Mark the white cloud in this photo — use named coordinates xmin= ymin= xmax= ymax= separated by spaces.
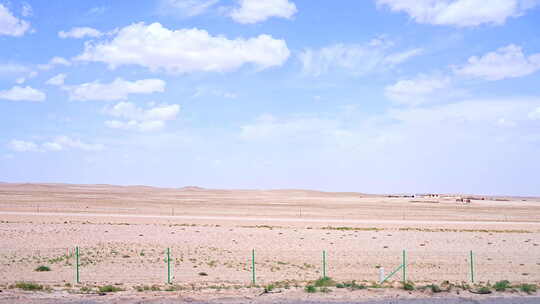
xmin=230 ymin=0 xmax=297 ymax=24
xmin=0 ymin=4 xmax=30 ymax=36
xmin=454 ymin=44 xmax=540 ymax=80
xmin=8 ymin=137 xmax=104 ymax=152
xmin=159 ymin=0 xmax=220 ymax=17
xmin=192 ymin=87 xmax=238 ymax=99
xmin=235 ymin=97 xmax=540 ymax=194
xmin=45 ymin=136 xmax=104 ymax=151
xmin=299 ymin=40 xmax=422 ymax=77
xmin=384 ymin=75 xmax=453 ymax=106
xmin=105 ymin=120 xmax=166 ymax=132
xmin=240 ymin=114 xmax=344 ymax=142
xmin=240 ymin=98 xmax=540 ymax=149
xmin=376 ymin=0 xmax=540 ymax=27
xmin=42 ymin=142 xmax=63 ymax=151
xmin=529 ymin=107 xmax=540 ymax=120
xmin=58 ymin=27 xmax=103 ymax=39
xmin=46 ymin=73 xmax=66 ymax=86
xmin=21 ymin=2 xmax=33 ymax=17
xmin=37 ymin=56 xmax=71 ymax=70
xmin=7 ymin=140 xmax=39 ymax=152
xmin=0 ymin=63 xmax=30 ymax=75
xmin=75 ymin=22 xmax=290 ymax=74
xmin=385 ymin=98 xmax=539 ymax=131
xmin=63 ymin=78 xmax=166 ymax=101
xmin=104 ymin=101 xmax=180 ymax=132
xmin=87 ymin=6 xmax=107 ymax=15
xmin=15 ymin=77 xmax=25 ymax=84
xmin=384 ymin=48 xmax=424 ymax=64
xmin=0 ymin=86 xmax=45 ymax=102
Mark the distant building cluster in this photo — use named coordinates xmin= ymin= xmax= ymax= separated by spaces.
xmin=413 ymin=193 xmax=440 ymax=199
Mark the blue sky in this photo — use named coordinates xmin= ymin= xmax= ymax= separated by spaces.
xmin=1 ymin=0 xmax=540 ymax=195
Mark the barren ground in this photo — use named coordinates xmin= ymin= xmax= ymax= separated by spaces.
xmin=0 ymin=183 xmax=538 ymax=303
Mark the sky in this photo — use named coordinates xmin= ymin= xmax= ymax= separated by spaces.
xmin=1 ymin=0 xmax=540 ymax=196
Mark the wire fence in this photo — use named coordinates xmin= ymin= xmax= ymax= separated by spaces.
xmin=0 ymin=246 xmax=538 ymax=286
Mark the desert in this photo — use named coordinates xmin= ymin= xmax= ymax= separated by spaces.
xmin=0 ymin=183 xmax=538 ymax=303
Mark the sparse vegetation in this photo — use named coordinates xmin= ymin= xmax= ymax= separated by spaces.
xmin=264 ymin=284 xmax=275 ymax=293
xmin=164 ymin=285 xmax=184 ymax=291
xmin=494 ymin=280 xmax=511 ymax=291
xmin=336 ymin=281 xmax=366 ymax=290
xmin=80 ymin=286 xmax=93 ymax=293
xmin=98 ymin=285 xmax=122 ymax=293
xmin=34 ymin=265 xmax=51 ymax=272
xmin=519 ymin=284 xmax=537 ymax=294
xmin=134 ymin=285 xmax=162 ymax=292
xmin=14 ymin=282 xmax=43 ymax=291
xmin=322 ymin=226 xmax=381 ymax=231
xmin=398 ymin=227 xmax=530 ymax=233
xmin=314 ymin=276 xmax=335 ymax=287
xmin=457 ymin=282 xmax=470 ymax=290
xmin=426 ymin=284 xmax=441 ymax=293
xmin=472 ymin=286 xmax=492 ymax=294
xmin=305 ymin=285 xmax=316 ymax=293
xmin=402 ymin=281 xmax=415 ymax=291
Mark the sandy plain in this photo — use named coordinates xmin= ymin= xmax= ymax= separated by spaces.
xmin=0 ymin=183 xmax=538 ymax=302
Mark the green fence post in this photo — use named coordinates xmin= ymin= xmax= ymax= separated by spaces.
xmin=251 ymin=249 xmax=256 ymax=285
xmin=75 ymin=246 xmax=80 ymax=284
xmin=323 ymin=250 xmax=327 ymax=278
xmin=402 ymin=250 xmax=406 ymax=283
xmin=167 ymin=248 xmax=171 ymax=284
xmin=470 ymin=250 xmax=475 ymax=283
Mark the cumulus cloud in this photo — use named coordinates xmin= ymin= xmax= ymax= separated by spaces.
xmin=454 ymin=44 xmax=540 ymax=80
xmin=58 ymin=27 xmax=103 ymax=39
xmin=62 ymin=78 xmax=165 ymax=101
xmin=8 ymin=136 xmax=104 ymax=152
xmin=376 ymin=0 xmax=540 ymax=27
xmin=0 ymin=4 xmax=31 ymax=36
xmin=384 ymin=75 xmax=453 ymax=106
xmin=75 ymin=22 xmax=290 ymax=74
xmin=104 ymin=101 xmax=180 ymax=132
xmin=299 ymin=39 xmax=422 ymax=77
xmin=230 ymin=0 xmax=297 ymax=24
xmin=46 ymin=73 xmax=66 ymax=86
xmin=0 ymin=86 xmax=45 ymax=102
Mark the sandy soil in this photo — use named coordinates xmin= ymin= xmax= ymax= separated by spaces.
xmin=1 ymin=288 xmax=540 ymax=304
xmin=0 ymin=183 xmax=538 ymax=301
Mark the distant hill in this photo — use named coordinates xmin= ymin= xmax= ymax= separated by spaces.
xmin=178 ymin=186 xmax=206 ymax=191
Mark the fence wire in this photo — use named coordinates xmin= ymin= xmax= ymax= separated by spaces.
xmin=0 ymin=246 xmax=538 ymax=286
